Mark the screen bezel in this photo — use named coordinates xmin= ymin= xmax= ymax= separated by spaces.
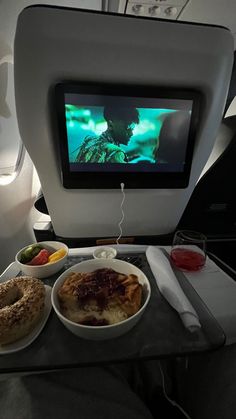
xmin=54 ymin=82 xmax=202 ymax=189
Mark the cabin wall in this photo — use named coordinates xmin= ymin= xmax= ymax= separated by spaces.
xmin=0 ymin=1 xmax=102 ymax=272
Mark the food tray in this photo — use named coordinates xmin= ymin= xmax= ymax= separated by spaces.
xmin=0 ymin=252 xmax=225 ymax=374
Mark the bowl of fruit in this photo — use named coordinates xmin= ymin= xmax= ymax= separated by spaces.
xmin=15 ymin=241 xmax=68 ymax=279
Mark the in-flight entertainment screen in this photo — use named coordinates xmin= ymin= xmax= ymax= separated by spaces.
xmin=55 ymin=83 xmax=201 ymax=188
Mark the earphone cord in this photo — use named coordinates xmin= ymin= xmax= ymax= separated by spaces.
xmin=116 ymin=183 xmax=125 ymax=245
xmin=158 ymin=361 xmax=192 ymax=419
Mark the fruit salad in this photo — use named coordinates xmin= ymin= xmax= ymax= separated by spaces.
xmin=19 ymin=244 xmax=66 ymax=266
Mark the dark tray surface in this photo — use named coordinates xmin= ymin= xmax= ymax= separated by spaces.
xmin=0 ymin=253 xmax=225 ymax=373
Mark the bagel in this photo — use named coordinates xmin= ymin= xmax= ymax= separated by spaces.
xmin=0 ymin=276 xmax=45 ymax=345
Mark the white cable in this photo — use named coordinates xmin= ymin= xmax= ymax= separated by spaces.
xmin=158 ymin=361 xmax=192 ymax=419
xmin=116 ymin=183 xmax=125 ymax=245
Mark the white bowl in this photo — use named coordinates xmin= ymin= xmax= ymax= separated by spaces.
xmin=15 ymin=241 xmax=68 ymax=279
xmin=51 ymin=258 xmax=151 ymax=340
xmin=93 ymin=246 xmax=117 ymax=260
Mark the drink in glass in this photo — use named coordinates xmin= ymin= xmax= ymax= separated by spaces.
xmin=170 ymin=230 xmax=206 ymax=271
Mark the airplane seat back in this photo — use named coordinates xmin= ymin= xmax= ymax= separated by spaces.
xmin=14 ymin=6 xmax=234 ymax=242
xmin=178 ymin=56 xmax=236 ymax=238
xmin=178 ymin=117 xmax=236 ymax=235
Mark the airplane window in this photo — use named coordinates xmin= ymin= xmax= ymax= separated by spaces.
xmin=0 ymin=0 xmax=103 ymax=186
xmin=0 ymin=52 xmax=24 ymax=185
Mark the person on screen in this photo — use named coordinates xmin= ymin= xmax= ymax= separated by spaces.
xmin=76 ymin=106 xmax=139 ymax=163
xmin=125 ymin=135 xmax=158 ymax=163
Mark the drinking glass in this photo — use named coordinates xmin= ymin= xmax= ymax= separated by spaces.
xmin=170 ymin=230 xmax=207 ymax=271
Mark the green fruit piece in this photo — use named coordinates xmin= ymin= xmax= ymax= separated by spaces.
xmin=31 ymin=246 xmax=43 ymax=258
xmin=20 ymin=254 xmax=27 ymax=263
xmin=20 ymin=244 xmax=43 ymax=263
xmin=24 ymin=247 xmax=33 ymax=257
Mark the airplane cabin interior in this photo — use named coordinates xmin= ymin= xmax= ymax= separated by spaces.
xmin=1 ymin=1 xmax=236 ymax=418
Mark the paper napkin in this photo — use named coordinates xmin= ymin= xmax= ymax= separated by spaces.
xmin=146 ymin=246 xmax=201 ymax=332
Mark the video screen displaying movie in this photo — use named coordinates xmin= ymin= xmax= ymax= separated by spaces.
xmin=64 ymin=93 xmax=193 ymax=173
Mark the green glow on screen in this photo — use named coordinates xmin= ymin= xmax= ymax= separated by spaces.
xmin=65 ymin=105 xmax=177 ymax=163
